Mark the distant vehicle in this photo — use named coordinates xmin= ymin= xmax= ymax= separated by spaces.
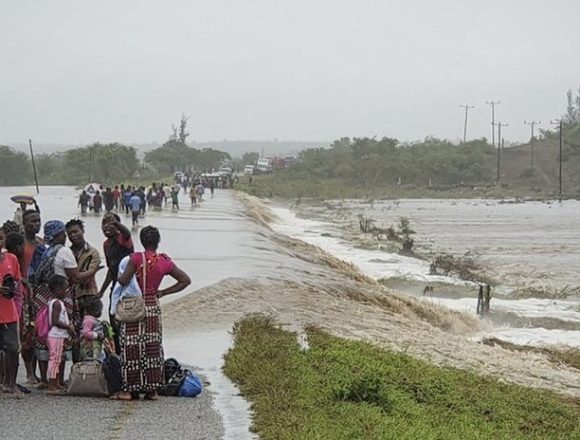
xmin=174 ymin=171 xmax=184 ymax=181
xmin=218 ymin=166 xmax=233 ymax=176
xmin=244 ymin=165 xmax=255 ymax=175
xmin=256 ymin=158 xmax=272 ymax=173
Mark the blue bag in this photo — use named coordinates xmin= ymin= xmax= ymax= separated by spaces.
xmin=178 ymin=370 xmax=203 ymax=398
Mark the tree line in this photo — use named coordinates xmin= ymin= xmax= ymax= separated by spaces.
xmin=283 ymin=136 xmax=497 ymax=188
xmin=0 ymin=117 xmax=231 ymax=186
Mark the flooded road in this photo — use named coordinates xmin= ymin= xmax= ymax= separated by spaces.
xmin=4 ymin=186 xmax=580 ymax=431
xmin=0 ymin=186 xmax=331 ymax=439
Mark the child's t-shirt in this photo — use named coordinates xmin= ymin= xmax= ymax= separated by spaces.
xmin=48 ymin=299 xmax=69 ymax=339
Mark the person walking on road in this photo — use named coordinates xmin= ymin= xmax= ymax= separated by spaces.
xmin=78 ymin=191 xmax=90 ymax=214
xmin=171 ymin=188 xmax=179 ymax=210
xmin=130 ymin=193 xmax=141 ymax=226
xmin=103 ymin=188 xmax=114 ymax=213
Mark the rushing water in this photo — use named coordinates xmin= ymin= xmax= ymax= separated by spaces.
xmin=4 ymin=186 xmax=580 ymax=424
xmin=270 ymin=199 xmax=580 ymax=349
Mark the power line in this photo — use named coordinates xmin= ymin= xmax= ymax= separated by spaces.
xmin=496 ymin=122 xmax=508 ymax=183
xmin=486 ymin=100 xmax=500 ymax=147
xmin=524 ymin=120 xmax=541 ymax=169
xmin=460 ymin=104 xmax=475 ymax=144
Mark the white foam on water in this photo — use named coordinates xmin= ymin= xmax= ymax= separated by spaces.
xmin=420 ymin=296 xmax=580 ymax=323
xmin=271 ymin=205 xmax=580 ymax=351
xmin=270 ymin=206 xmax=467 ymax=285
xmin=471 ymin=328 xmax=580 ymax=349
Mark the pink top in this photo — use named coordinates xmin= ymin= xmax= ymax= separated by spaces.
xmin=81 ymin=315 xmax=99 ymax=341
xmin=130 ymin=250 xmax=174 ymax=296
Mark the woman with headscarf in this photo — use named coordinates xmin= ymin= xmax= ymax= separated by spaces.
xmin=30 ymin=220 xmax=101 ymax=387
xmin=114 ymin=226 xmax=190 ymax=401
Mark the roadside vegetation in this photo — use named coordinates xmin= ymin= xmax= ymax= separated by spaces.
xmin=238 ymin=121 xmax=580 ymax=200
xmin=224 ymin=315 xmax=580 ymax=440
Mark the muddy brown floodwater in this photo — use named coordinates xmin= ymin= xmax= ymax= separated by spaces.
xmin=3 ymin=186 xmax=580 ymax=438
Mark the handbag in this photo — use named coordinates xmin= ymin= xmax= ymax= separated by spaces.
xmin=116 ymin=253 xmax=147 ymax=323
xmin=67 ymin=360 xmax=109 ymax=397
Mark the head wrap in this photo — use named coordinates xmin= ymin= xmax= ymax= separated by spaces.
xmin=44 ymin=220 xmax=66 ymax=244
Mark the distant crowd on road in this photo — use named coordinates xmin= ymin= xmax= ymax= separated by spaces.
xmin=0 ymin=193 xmax=192 ymax=401
xmin=77 ymin=174 xmax=225 ymax=226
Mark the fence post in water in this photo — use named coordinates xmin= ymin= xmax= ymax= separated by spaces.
xmin=484 ymin=284 xmax=492 ymax=315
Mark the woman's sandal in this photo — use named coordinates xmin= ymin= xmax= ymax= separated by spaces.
xmin=110 ymin=391 xmax=133 ymax=401
xmin=144 ymin=391 xmax=159 ymax=401
xmin=47 ymin=389 xmax=67 ymax=396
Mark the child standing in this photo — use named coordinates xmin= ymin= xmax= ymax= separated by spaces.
xmin=46 ymin=275 xmax=73 ymax=394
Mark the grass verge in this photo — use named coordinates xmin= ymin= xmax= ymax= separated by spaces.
xmin=236 ymin=175 xmax=534 ymax=200
xmin=223 ymin=315 xmax=580 ymax=440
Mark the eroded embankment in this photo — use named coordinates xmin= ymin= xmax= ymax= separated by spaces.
xmin=163 ymin=192 xmax=580 ymax=398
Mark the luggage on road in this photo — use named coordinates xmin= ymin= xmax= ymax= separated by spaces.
xmin=67 ymin=360 xmax=109 ymax=397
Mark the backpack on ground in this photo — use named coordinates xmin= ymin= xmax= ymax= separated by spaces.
xmin=159 ymin=369 xmax=188 ymax=396
xmin=178 ymin=370 xmax=203 ymax=398
xmin=164 ymin=358 xmax=182 ymax=382
xmin=102 ymin=353 xmax=123 ymax=395
xmin=35 ymin=305 xmax=50 ymax=344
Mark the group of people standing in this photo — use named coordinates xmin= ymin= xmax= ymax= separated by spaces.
xmin=0 ymin=203 xmax=191 ymax=400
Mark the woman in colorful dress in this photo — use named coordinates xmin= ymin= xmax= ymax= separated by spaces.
xmin=115 ymin=226 xmax=190 ymax=401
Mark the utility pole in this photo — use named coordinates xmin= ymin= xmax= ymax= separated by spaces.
xmin=524 ymin=120 xmax=541 ymax=169
xmin=551 ymin=119 xmax=563 ymax=201
xmin=486 ymin=100 xmax=500 ymax=147
xmin=89 ymin=146 xmax=94 ymax=182
xmin=28 ymin=139 xmax=40 ymax=194
xmin=496 ymin=122 xmax=508 ymax=183
xmin=460 ymin=104 xmax=475 ymax=144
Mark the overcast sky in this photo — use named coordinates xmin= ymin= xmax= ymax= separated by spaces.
xmin=1 ymin=0 xmax=579 ymax=146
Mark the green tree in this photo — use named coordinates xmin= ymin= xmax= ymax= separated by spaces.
xmin=242 ymin=152 xmax=259 ymax=166
xmin=62 ymin=143 xmax=138 ymax=185
xmin=36 ymin=153 xmax=63 ymax=184
xmin=0 ymin=146 xmax=32 ymax=185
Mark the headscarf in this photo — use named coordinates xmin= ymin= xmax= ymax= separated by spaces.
xmin=43 ymin=220 xmax=65 ymax=244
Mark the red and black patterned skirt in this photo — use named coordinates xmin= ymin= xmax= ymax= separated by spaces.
xmin=119 ymin=294 xmax=164 ymax=393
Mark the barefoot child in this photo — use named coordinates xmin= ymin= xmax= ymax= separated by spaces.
xmin=46 ymin=275 xmax=73 ymax=394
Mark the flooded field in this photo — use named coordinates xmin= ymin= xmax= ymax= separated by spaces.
xmin=291 ymin=198 xmax=580 ymax=294
xmin=271 ymin=198 xmax=580 ymax=349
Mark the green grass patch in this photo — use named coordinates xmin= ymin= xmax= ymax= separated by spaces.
xmin=235 ymin=175 xmax=528 ymax=201
xmin=223 ymin=315 xmax=580 ymax=440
